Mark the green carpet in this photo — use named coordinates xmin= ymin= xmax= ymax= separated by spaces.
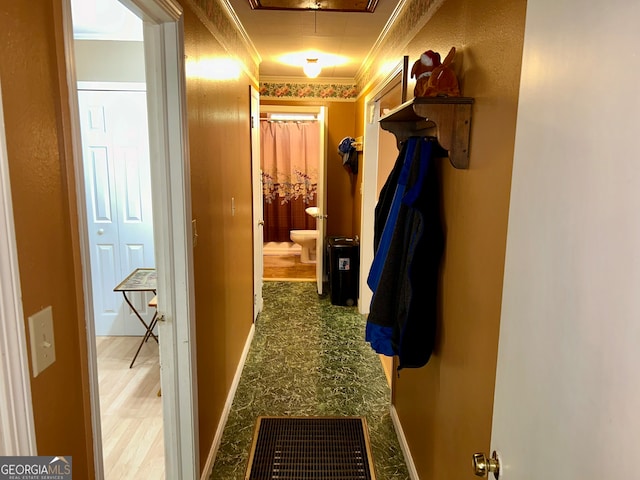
xmin=209 ymin=281 xmax=409 ymax=480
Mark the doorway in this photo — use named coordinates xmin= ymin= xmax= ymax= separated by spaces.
xmin=77 ymin=85 xmax=162 ymax=477
xmin=360 ymin=65 xmax=408 ymax=388
xmin=71 ymin=1 xmax=162 ymax=477
xmin=63 ymin=0 xmax=198 ymax=478
xmin=258 ymin=105 xmax=327 ymax=292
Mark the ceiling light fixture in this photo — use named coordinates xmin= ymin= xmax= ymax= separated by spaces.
xmin=303 ymin=58 xmax=321 ymax=78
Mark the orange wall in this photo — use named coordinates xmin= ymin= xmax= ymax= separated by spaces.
xmin=0 ymin=1 xmax=93 ymax=477
xmin=388 ymin=0 xmax=527 ymax=478
xmin=325 ymin=102 xmax=357 ymax=237
xmin=182 ymin=6 xmax=256 ymax=473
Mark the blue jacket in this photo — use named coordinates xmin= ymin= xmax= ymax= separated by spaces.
xmin=366 ymin=137 xmax=444 ymax=369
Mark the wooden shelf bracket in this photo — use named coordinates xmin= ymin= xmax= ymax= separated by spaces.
xmin=379 ymin=96 xmax=474 ymax=169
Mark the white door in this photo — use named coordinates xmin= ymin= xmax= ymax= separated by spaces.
xmin=489 ymin=1 xmax=640 ymax=478
xmin=315 ymin=107 xmax=326 ymax=294
xmin=250 ymin=86 xmax=263 ymax=320
xmin=78 ymin=89 xmax=155 ymax=336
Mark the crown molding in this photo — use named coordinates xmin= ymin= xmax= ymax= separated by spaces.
xmin=219 ymin=0 xmax=262 ymax=65
xmin=355 ymin=0 xmax=445 ymax=94
xmin=356 ymin=0 xmax=408 ymax=81
xmin=187 ymin=0 xmax=261 ymax=84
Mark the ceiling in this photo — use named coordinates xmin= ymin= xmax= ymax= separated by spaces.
xmin=71 ymin=0 xmax=403 ymax=80
xmin=227 ymin=0 xmax=403 ymax=79
xmin=71 ymin=0 xmax=143 ymax=41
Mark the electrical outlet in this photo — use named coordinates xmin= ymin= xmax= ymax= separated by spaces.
xmin=28 ymin=306 xmax=56 ymax=377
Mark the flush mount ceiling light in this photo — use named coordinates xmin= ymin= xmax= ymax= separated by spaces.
xmin=279 ymin=52 xmax=348 ymax=76
xmin=303 ymin=58 xmax=321 ymax=78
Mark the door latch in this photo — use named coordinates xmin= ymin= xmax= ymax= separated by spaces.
xmin=472 ymin=451 xmax=500 ymax=479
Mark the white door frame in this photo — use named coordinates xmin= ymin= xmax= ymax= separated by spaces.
xmin=316 ymin=106 xmax=327 ymax=295
xmin=0 ymin=78 xmax=38 ymax=456
xmin=250 ymin=86 xmax=263 ymax=320
xmin=258 ymin=104 xmax=327 ymax=292
xmin=61 ymin=0 xmax=198 ymax=478
xmin=359 ymin=96 xmax=380 ymax=314
xmin=359 ymin=64 xmax=405 ymax=314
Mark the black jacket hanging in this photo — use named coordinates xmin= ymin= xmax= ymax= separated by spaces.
xmin=366 ymin=137 xmax=444 ymax=369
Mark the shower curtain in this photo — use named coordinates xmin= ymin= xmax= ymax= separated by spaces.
xmin=260 ymin=120 xmax=319 ymax=242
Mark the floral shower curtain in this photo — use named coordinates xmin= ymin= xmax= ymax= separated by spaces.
xmin=260 ymin=120 xmax=319 ymax=242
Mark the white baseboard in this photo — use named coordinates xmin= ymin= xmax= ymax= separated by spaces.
xmin=201 ymin=323 xmax=256 ymax=480
xmin=390 ymin=404 xmax=420 ymax=480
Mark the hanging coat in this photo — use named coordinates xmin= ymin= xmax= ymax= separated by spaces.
xmin=366 ymin=137 xmax=444 ymax=369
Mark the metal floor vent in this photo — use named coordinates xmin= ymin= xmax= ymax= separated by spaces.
xmin=245 ymin=416 xmax=376 ymax=479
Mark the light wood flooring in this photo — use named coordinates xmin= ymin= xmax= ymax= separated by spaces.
xmin=263 ymin=254 xmax=316 ymax=281
xmin=96 ymin=336 xmax=164 ymax=479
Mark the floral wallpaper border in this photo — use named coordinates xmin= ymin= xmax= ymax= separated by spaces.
xmin=259 ymin=82 xmax=358 ymax=100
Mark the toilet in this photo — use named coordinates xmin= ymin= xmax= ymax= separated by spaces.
xmin=290 ymin=230 xmax=318 ymax=263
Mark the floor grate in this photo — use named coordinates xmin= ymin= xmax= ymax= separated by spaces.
xmin=245 ymin=416 xmax=376 ymax=479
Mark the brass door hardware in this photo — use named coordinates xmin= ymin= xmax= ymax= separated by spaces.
xmin=472 ymin=451 xmax=500 ymax=479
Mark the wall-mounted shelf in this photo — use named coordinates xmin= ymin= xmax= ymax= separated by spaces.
xmin=379 ymin=96 xmax=474 ymax=169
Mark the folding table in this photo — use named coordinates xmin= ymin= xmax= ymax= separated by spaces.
xmin=113 ymin=267 xmax=158 ymax=368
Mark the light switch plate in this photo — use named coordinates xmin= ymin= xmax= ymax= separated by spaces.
xmin=28 ymin=306 xmax=56 ymax=377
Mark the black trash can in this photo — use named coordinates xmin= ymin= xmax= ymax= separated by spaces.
xmin=327 ymin=236 xmax=360 ymax=306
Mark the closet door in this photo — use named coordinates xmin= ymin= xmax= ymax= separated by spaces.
xmin=78 ymin=89 xmax=155 ymax=336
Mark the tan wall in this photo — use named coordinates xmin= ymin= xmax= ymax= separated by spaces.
xmin=182 ymin=6 xmax=256 ymax=473
xmin=261 ymin=100 xmax=357 ymax=237
xmin=389 ymin=0 xmax=527 ymax=478
xmin=325 ymin=102 xmax=357 ymax=237
xmin=0 ymin=1 xmax=93 ymax=477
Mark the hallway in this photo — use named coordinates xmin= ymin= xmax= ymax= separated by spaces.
xmin=209 ymin=282 xmax=409 ymax=479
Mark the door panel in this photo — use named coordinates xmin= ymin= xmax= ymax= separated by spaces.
xmin=78 ymin=89 xmax=155 ymax=336
xmin=490 ymin=1 xmax=640 ymax=478
xmin=95 ymin=244 xmax=119 ymax=324
xmin=250 ymin=86 xmax=263 ymax=320
xmin=89 ymin=147 xmax=113 ymax=221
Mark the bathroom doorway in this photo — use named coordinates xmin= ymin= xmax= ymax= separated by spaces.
xmin=259 ymin=105 xmax=326 ymax=290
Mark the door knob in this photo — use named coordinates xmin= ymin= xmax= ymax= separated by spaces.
xmin=97 ymin=228 xmax=105 ymax=235
xmin=473 ymin=451 xmax=500 ymax=479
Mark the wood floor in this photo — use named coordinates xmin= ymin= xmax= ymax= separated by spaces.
xmin=96 ymin=336 xmax=164 ymax=479
xmin=263 ymin=254 xmax=316 ymax=281
xmin=94 ymin=254 xmax=311 ymax=478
